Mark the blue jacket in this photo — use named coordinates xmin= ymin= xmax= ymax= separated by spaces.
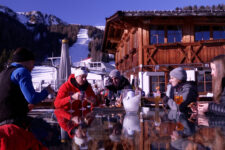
xmin=10 ymin=62 xmax=49 ymax=104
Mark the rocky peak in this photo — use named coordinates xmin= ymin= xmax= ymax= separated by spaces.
xmin=17 ymin=10 xmax=67 ymax=26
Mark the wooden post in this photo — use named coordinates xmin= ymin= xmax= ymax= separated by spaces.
xmin=138 ymin=28 xmax=143 ymax=70
xmin=165 ymin=71 xmax=169 ymax=91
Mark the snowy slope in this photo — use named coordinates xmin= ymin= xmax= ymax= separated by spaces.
xmin=69 ymin=29 xmax=90 ymax=64
xmin=31 ymin=28 xmax=91 ymax=91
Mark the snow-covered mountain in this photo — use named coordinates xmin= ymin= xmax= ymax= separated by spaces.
xmin=0 ymin=5 xmax=66 ymax=26
xmin=96 ymin=26 xmax=105 ymax=31
xmin=17 ymin=11 xmax=67 ymax=26
xmin=0 ymin=5 xmax=17 ymax=17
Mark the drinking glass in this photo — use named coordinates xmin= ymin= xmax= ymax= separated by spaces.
xmin=79 ymin=91 xmax=86 ymax=117
xmin=154 ymin=108 xmax=161 ymax=127
xmin=174 ymin=91 xmax=183 ymax=112
xmin=153 ymin=92 xmax=160 ymax=110
xmin=69 ymin=92 xmax=74 ymax=114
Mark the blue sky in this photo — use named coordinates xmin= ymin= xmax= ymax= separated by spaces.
xmin=1 ymin=0 xmax=224 ymax=26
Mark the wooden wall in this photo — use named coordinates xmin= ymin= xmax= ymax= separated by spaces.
xmin=114 ymin=17 xmax=225 ymax=75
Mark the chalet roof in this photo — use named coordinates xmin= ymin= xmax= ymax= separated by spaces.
xmin=107 ymin=10 xmax=225 ymax=19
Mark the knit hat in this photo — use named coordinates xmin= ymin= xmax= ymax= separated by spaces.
xmin=170 ymin=67 xmax=187 ymax=81
xmin=74 ymin=67 xmax=88 ymax=77
xmin=12 ymin=47 xmax=35 ymax=62
xmin=109 ymin=69 xmax=121 ymax=78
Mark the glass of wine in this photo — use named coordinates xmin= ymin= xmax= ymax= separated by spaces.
xmin=174 ymin=91 xmax=183 ymax=112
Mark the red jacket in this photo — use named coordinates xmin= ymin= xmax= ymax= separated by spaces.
xmin=54 ymin=74 xmax=98 ymax=110
xmin=54 ymin=109 xmax=79 ymax=138
xmin=54 ymin=108 xmax=93 ymax=138
xmin=0 ymin=124 xmax=47 ymax=150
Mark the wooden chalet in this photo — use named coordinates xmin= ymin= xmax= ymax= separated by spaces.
xmin=102 ymin=10 xmax=225 ymax=96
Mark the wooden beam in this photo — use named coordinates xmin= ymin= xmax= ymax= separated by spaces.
xmin=191 ymin=45 xmax=203 ymax=63
xmin=107 ymin=37 xmax=120 ymax=43
xmin=106 ymin=49 xmax=116 ymax=54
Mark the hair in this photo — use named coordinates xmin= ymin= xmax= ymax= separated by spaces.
xmin=12 ymin=47 xmax=34 ymax=62
xmin=210 ymin=54 xmax=225 ymax=103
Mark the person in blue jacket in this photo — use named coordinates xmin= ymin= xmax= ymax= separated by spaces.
xmin=0 ymin=47 xmax=55 ymax=128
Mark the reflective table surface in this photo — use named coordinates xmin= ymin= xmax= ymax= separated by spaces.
xmin=27 ymin=106 xmax=225 ymax=150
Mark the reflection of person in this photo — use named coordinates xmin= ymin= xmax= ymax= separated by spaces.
xmin=54 ymin=67 xmax=99 ymax=110
xmin=0 ymin=48 xmax=54 ymax=127
xmin=54 ymin=108 xmax=93 ymax=138
xmin=163 ymin=67 xmax=198 ymax=112
xmin=109 ymin=123 xmax=122 ymax=142
xmin=73 ymin=126 xmax=89 ymax=148
xmin=198 ymin=114 xmax=225 ymax=128
xmin=105 ymin=69 xmax=132 ymax=106
xmin=54 ymin=108 xmax=92 ymax=148
xmin=196 ymin=55 xmax=225 ymax=116
xmin=188 ymin=127 xmax=225 ymax=150
xmin=169 ymin=112 xmax=196 ymax=150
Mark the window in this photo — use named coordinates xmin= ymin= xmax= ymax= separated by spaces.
xmin=213 ymin=26 xmax=225 ymax=40
xmin=150 ymin=26 xmax=164 ymax=44
xmin=150 ymin=75 xmax=165 ymax=93
xmin=167 ymin=26 xmax=182 ymax=43
xmin=195 ymin=26 xmax=210 ymax=41
xmin=197 ymin=71 xmax=212 ymax=93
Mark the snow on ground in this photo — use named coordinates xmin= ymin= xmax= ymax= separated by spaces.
xmin=31 ymin=66 xmax=58 ymax=91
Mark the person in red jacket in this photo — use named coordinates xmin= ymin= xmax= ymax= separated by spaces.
xmin=54 ymin=108 xmax=93 ymax=139
xmin=54 ymin=67 xmax=99 ymax=111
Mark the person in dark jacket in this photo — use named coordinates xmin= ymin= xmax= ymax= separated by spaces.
xmin=105 ymin=69 xmax=132 ymax=106
xmin=163 ymin=67 xmax=198 ymax=112
xmin=197 ymin=55 xmax=225 ymax=116
xmin=106 ymin=69 xmax=132 ymax=93
xmin=0 ymin=47 xmax=55 ymax=149
xmin=0 ymin=47 xmax=54 ymax=127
